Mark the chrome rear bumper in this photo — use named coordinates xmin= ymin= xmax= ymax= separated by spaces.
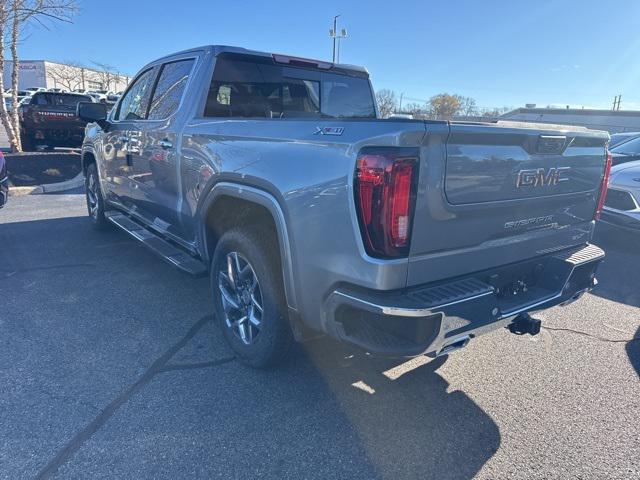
xmin=323 ymin=244 xmax=604 ymax=357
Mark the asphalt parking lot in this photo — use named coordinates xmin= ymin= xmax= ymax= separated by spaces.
xmin=1 ymin=192 xmax=639 ymax=480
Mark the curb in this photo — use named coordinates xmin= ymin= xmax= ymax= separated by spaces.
xmin=9 ymin=172 xmax=84 ymax=197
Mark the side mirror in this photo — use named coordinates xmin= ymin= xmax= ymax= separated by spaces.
xmin=77 ymin=101 xmax=109 ymax=130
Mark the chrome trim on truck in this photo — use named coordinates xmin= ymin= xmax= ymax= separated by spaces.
xmin=332 ymin=289 xmax=495 ymax=318
xmin=324 ymin=244 xmax=604 ymax=357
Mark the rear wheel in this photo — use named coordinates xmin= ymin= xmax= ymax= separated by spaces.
xmin=85 ymin=162 xmax=109 ymax=229
xmin=211 ymin=228 xmax=293 ymax=368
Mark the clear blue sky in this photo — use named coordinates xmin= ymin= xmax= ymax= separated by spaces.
xmin=18 ymin=0 xmax=640 ymax=110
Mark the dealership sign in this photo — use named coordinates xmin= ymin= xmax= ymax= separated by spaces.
xmin=2 ymin=61 xmax=46 ymax=89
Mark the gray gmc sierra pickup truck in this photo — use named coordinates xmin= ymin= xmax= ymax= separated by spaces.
xmin=78 ymin=45 xmax=611 ymax=368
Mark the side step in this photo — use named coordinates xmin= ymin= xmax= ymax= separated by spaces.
xmin=106 ymin=212 xmax=207 ymax=277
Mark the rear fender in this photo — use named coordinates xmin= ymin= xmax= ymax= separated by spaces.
xmin=198 ymin=182 xmax=298 ymax=311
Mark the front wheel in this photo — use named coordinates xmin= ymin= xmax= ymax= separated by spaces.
xmin=85 ymin=162 xmax=109 ymax=229
xmin=211 ymin=228 xmax=293 ymax=368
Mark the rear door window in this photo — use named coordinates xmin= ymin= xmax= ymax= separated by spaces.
xmin=147 ymin=59 xmax=195 ymax=120
xmin=204 ymin=55 xmax=375 ymax=119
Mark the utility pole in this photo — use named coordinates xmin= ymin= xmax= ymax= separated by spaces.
xmin=612 ymin=94 xmax=622 ymax=111
xmin=329 ymin=15 xmax=348 ymax=63
xmin=398 ymin=93 xmax=404 ymax=113
xmin=331 ymin=15 xmax=339 ymax=63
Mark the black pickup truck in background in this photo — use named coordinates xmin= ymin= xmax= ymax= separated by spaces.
xmin=19 ymin=92 xmax=95 ymax=151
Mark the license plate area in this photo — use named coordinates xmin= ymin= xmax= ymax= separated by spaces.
xmin=483 ymin=255 xmax=570 ymax=315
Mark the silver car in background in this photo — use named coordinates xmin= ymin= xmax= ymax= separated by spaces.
xmin=609 ymin=131 xmax=640 ymax=148
xmin=601 ymin=160 xmax=640 ymax=231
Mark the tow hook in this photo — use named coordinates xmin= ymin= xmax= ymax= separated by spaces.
xmin=508 ymin=313 xmax=541 ymax=336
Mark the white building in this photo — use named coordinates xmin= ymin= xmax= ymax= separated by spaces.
xmin=500 ymin=107 xmax=640 ymax=134
xmin=3 ymin=60 xmax=130 ymax=92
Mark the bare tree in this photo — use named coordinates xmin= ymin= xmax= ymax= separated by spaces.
xmin=9 ymin=0 xmax=21 ymax=150
xmin=46 ymin=60 xmax=84 ymax=91
xmin=90 ymin=61 xmax=117 ymax=91
xmin=0 ymin=2 xmax=17 ymax=150
xmin=457 ymin=95 xmax=478 ymax=117
xmin=403 ymin=102 xmax=428 ymax=119
xmin=375 ymin=89 xmax=397 ymax=118
xmin=0 ymin=0 xmax=78 ymax=152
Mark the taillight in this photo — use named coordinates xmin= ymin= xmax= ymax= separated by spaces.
xmin=594 ymin=152 xmax=612 ymax=220
xmin=354 ymin=147 xmax=419 ymax=258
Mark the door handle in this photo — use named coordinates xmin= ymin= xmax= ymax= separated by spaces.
xmin=158 ymin=139 xmax=173 ymax=150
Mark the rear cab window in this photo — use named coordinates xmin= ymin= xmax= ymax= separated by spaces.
xmin=204 ymin=53 xmax=376 ymax=119
xmin=31 ymin=93 xmax=92 ymax=107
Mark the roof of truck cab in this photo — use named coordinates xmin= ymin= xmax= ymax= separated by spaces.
xmin=145 ymin=45 xmax=369 ymax=75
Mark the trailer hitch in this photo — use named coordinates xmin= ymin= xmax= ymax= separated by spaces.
xmin=508 ymin=312 xmax=541 ymax=336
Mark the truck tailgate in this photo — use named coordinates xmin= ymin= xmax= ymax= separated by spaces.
xmin=407 ymin=121 xmax=609 ymax=286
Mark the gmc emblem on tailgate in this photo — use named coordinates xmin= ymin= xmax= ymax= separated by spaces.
xmin=516 ymin=167 xmax=571 ymax=188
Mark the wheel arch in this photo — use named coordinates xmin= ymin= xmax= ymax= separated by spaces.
xmin=198 ymin=182 xmax=298 ymax=312
xmin=81 ymin=147 xmax=97 ymax=174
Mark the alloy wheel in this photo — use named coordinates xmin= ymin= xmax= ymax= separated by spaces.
xmin=218 ymin=251 xmax=263 ymax=345
xmin=87 ymin=172 xmax=99 ymax=218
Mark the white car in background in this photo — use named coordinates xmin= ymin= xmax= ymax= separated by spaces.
xmin=25 ymin=87 xmax=46 ymax=95
xmin=2 ymin=92 xmax=31 ymax=111
xmin=87 ymin=92 xmax=104 ymax=103
xmin=76 ymin=89 xmax=103 ymax=103
xmin=88 ymin=89 xmax=114 ymax=103
xmin=601 ymin=160 xmax=640 ymax=232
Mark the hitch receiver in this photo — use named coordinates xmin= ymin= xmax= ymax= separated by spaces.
xmin=508 ymin=313 xmax=541 ymax=336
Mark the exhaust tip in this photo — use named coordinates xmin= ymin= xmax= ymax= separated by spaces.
xmin=436 ymin=335 xmax=471 ymax=357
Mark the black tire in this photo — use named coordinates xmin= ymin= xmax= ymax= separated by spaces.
xmin=211 ymin=227 xmax=293 ymax=368
xmin=85 ymin=162 xmax=109 ymax=229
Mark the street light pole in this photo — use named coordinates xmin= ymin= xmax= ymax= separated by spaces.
xmin=330 ymin=15 xmax=348 ymax=63
xmin=332 ymin=15 xmax=340 ymax=63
